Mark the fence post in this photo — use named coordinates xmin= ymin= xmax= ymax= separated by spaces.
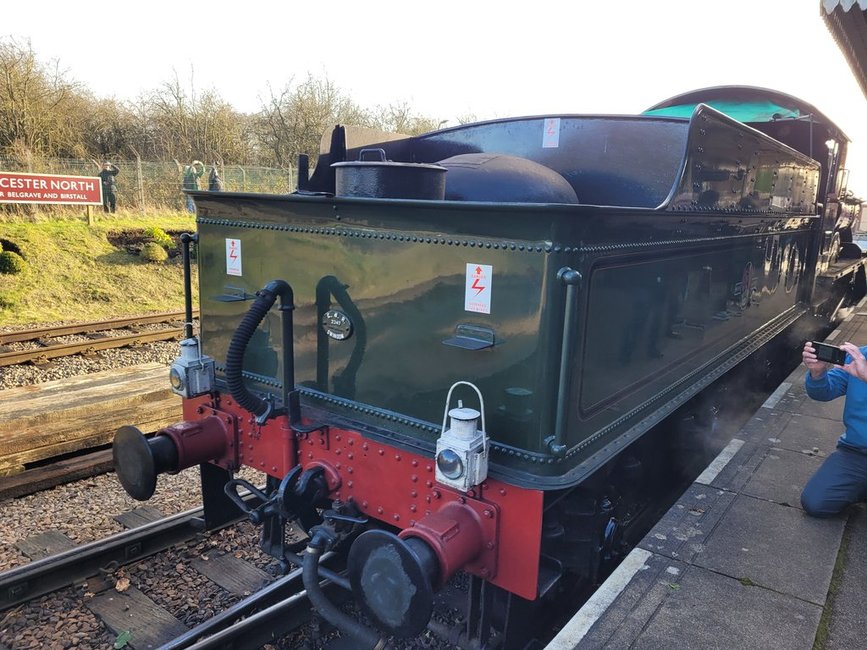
xmin=136 ymin=155 xmax=145 ymax=212
xmin=238 ymin=166 xmax=247 ymax=192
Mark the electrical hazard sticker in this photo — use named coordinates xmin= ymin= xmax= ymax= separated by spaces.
xmin=542 ymin=117 xmax=561 ymax=148
xmin=226 ymin=238 xmax=242 ymax=276
xmin=465 ymin=264 xmax=492 ymax=314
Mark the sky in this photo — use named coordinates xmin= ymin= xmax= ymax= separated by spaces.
xmin=4 ymin=0 xmax=867 ymax=190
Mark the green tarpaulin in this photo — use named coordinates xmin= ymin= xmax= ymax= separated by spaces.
xmin=643 ymin=100 xmax=801 ymax=123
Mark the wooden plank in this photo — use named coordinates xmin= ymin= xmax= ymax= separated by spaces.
xmin=114 ymin=506 xmax=165 ymax=529
xmin=0 ymin=363 xmax=182 ymax=475
xmin=87 ymin=586 xmax=187 ymax=649
xmin=0 ymin=394 xmax=181 ymax=456
xmin=0 ymin=448 xmax=115 ymax=499
xmin=0 ymin=363 xmax=167 ymax=415
xmin=191 ymin=553 xmax=272 ymax=596
xmin=0 ymin=364 xmax=173 ymax=426
xmin=15 ymin=530 xmax=76 ymax=560
xmin=0 ymin=461 xmax=25 ymax=476
xmin=0 ymin=398 xmax=181 ymax=475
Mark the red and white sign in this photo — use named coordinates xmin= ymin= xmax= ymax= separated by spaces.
xmin=465 ymin=263 xmax=492 ymax=314
xmin=542 ymin=118 xmax=561 ymax=149
xmin=0 ymin=171 xmax=102 ymax=205
xmin=226 ymin=238 xmax=242 ymax=276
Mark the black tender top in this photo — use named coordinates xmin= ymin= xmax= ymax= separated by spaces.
xmin=308 ymin=103 xmax=820 ymax=212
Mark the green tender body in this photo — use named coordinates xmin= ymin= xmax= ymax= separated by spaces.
xmin=191 ymin=104 xmax=824 ymax=490
xmin=194 ymin=193 xmax=814 ymax=490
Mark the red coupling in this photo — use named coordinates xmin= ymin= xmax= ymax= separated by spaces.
xmin=399 ymin=501 xmax=485 ymax=588
xmin=159 ymin=415 xmax=228 ymax=471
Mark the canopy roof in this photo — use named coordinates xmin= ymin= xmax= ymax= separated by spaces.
xmin=644 ymin=100 xmax=800 ymax=123
xmin=823 ymin=0 xmax=867 ymax=99
xmin=645 ymin=85 xmax=848 ymax=141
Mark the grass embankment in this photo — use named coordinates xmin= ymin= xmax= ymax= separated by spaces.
xmin=0 ymin=210 xmax=197 ymax=325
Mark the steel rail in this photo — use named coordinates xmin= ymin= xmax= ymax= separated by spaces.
xmin=0 ymin=328 xmax=185 ymax=367
xmin=0 ymin=310 xmax=199 ymax=345
xmin=0 ymin=506 xmax=221 ymax=610
xmin=162 ymin=552 xmax=346 ymax=650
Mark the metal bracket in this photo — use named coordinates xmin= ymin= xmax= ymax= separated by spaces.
xmin=213 ymin=285 xmax=255 ymax=302
xmin=293 ymin=422 xmax=330 ymax=449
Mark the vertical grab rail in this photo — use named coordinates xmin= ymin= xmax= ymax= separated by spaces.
xmin=547 ymin=267 xmax=582 ymax=457
xmin=180 ymin=233 xmax=197 ymax=340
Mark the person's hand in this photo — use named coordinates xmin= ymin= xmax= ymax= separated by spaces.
xmin=803 ymin=341 xmax=830 ymax=379
xmin=840 ymin=342 xmax=867 ymax=382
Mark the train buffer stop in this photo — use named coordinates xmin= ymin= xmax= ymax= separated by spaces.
xmin=547 ymin=304 xmax=867 ymax=650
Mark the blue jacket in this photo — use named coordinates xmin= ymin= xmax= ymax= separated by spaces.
xmin=805 ymin=345 xmax=867 ymax=452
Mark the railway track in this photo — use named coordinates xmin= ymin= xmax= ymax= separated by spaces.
xmin=0 ymin=311 xmax=197 ymax=367
xmin=0 ymin=501 xmax=369 ymax=650
xmin=0 ymin=506 xmax=215 ymax=610
xmin=0 ymin=311 xmax=198 ymax=345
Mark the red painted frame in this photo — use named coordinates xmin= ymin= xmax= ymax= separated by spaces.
xmin=182 ymin=394 xmax=544 ymax=600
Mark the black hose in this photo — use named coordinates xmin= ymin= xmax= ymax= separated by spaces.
xmin=285 ymin=551 xmax=350 ymax=590
xmin=225 ymin=280 xmax=292 ymax=419
xmin=302 ymin=544 xmax=385 ymax=649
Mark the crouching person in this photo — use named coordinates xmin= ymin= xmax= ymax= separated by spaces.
xmin=801 ymin=340 xmax=867 ymax=517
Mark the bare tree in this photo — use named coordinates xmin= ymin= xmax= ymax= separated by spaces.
xmin=0 ymin=38 xmax=85 ymax=162
xmin=0 ymin=38 xmax=446 ymax=172
xmin=255 ymin=74 xmax=372 ymax=168
xmin=456 ymin=112 xmax=479 ymax=125
xmin=81 ymin=97 xmax=139 ymax=159
xmin=141 ymin=72 xmax=254 ymax=164
xmin=370 ymin=101 xmax=442 ymax=135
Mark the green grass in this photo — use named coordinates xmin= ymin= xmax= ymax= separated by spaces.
xmin=0 ymin=209 xmax=197 ymax=325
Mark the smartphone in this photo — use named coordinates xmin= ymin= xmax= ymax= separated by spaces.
xmin=813 ymin=341 xmax=847 ymax=365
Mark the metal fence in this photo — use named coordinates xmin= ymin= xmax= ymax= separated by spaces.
xmin=0 ymin=158 xmax=295 ymax=211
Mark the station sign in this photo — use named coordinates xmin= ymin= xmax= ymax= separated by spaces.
xmin=0 ymin=171 xmax=103 ymax=205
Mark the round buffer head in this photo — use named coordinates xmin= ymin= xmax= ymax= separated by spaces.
xmin=347 ymin=530 xmax=436 ymax=638
xmin=113 ymin=425 xmax=157 ymax=501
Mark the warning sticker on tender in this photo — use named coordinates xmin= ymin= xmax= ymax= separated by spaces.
xmin=542 ymin=117 xmax=561 ymax=148
xmin=226 ymin=238 xmax=242 ymax=276
xmin=465 ymin=263 xmax=492 ymax=314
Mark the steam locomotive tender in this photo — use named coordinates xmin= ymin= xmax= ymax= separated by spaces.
xmin=113 ymin=87 xmax=866 ymax=647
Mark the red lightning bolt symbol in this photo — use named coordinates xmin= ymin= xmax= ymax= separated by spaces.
xmin=471 ymin=278 xmax=485 ymax=295
xmin=229 ymin=244 xmax=238 ymax=260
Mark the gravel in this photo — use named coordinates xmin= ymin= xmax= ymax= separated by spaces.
xmin=0 ymin=336 xmax=203 ymax=572
xmin=1 ymin=470 xmax=203 ymax=572
xmin=0 ymin=339 xmax=179 ymax=390
xmin=0 ymin=334 xmax=333 ymax=648
xmin=0 ymin=588 xmax=116 ymax=650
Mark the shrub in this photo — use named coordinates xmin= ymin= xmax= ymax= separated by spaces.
xmin=144 ymin=226 xmax=174 ymax=250
xmin=141 ymin=242 xmax=169 ymax=263
xmin=0 ymin=239 xmax=22 ymax=255
xmin=0 ymin=251 xmax=26 ymax=274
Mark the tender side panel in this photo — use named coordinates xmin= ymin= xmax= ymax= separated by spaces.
xmin=567 ymin=227 xmax=812 ymax=472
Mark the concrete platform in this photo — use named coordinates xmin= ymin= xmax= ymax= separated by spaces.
xmin=547 ymin=309 xmax=867 ymax=650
